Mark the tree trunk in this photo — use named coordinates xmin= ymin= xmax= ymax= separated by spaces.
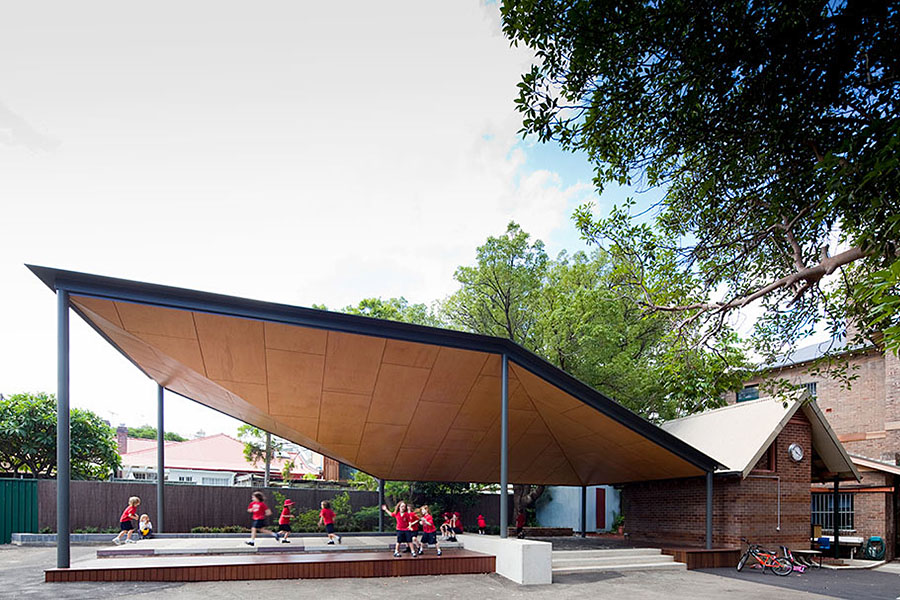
xmin=512 ymin=484 xmax=545 ymax=524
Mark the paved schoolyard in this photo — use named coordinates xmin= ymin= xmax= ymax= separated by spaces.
xmin=699 ymin=565 xmax=900 ymax=600
xmin=1 ymin=544 xmax=839 ymax=600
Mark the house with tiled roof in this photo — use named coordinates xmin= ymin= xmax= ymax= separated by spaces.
xmin=116 ymin=429 xmax=321 ymax=486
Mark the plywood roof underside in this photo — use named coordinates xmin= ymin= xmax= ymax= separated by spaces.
xmin=70 ymin=295 xmax=708 ymax=486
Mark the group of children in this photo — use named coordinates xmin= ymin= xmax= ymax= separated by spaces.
xmin=110 ymin=496 xmax=153 ymax=545
xmin=111 ymin=492 xmax=489 ymax=551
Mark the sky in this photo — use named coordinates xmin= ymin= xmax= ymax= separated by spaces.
xmin=0 ymin=1 xmax=617 ymax=438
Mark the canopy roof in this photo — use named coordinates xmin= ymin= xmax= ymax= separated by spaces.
xmin=30 ymin=265 xmax=720 ymax=486
xmin=661 ymin=394 xmax=859 ymax=482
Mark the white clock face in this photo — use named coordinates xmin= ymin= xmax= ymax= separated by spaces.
xmin=788 ymin=443 xmax=804 ymax=462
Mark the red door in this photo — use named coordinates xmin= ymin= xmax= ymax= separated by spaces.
xmin=596 ymin=488 xmax=606 ymax=530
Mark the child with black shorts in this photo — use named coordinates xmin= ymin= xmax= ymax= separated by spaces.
xmin=319 ymin=500 xmax=342 ymax=544
xmin=111 ymin=496 xmax=140 ymax=545
xmin=406 ymin=505 xmax=422 ymax=556
xmin=382 ymin=501 xmax=411 ymax=557
xmin=417 ymin=505 xmax=442 ymax=556
xmin=245 ymin=490 xmax=280 ymax=546
xmin=278 ymin=499 xmax=294 ymax=543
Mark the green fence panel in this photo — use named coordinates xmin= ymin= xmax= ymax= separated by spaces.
xmin=0 ymin=479 xmax=38 ymax=544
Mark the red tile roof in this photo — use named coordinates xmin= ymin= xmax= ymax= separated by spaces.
xmin=120 ymin=433 xmax=318 ymax=476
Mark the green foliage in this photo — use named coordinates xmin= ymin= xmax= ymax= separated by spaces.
xmin=190 ymin=526 xmax=249 ymax=533
xmin=408 ymin=482 xmax=480 ymax=510
xmin=127 ymin=425 xmax=186 ymax=442
xmin=861 ymin=259 xmax=900 ymax=356
xmin=353 ymin=505 xmax=381 ymax=531
xmin=295 ymin=509 xmax=321 ymax=532
xmin=502 ymin=0 xmax=900 ymax=358
xmin=332 ymin=297 xmax=441 ymax=327
xmin=0 ymin=392 xmax=121 ymax=479
xmin=347 ymin=471 xmax=411 ymax=505
xmin=236 ymin=425 xmax=283 ymax=467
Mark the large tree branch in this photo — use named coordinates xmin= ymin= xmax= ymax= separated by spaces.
xmin=646 ymin=246 xmax=870 ymax=324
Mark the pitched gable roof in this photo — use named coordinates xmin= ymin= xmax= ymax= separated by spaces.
xmin=660 ymin=393 xmax=859 ymax=481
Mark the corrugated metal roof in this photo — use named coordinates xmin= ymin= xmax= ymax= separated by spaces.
xmin=764 ymin=338 xmax=873 ymax=370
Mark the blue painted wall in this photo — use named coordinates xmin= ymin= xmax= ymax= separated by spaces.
xmin=535 ymin=485 xmax=620 ymax=532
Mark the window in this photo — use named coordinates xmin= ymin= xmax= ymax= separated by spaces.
xmin=803 ymin=382 xmax=817 ymax=398
xmin=133 ymin=472 xmax=157 ymax=480
xmin=737 ymin=385 xmax=759 ymax=402
xmin=177 ymin=475 xmax=194 ymax=482
xmin=201 ymin=477 xmax=230 ymax=486
xmin=811 ymin=493 xmax=854 ymax=532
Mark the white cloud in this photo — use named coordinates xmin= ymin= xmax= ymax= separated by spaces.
xmin=0 ymin=1 xmax=595 ymax=436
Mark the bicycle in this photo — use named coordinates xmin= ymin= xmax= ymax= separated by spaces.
xmin=736 ymin=538 xmax=793 ymax=576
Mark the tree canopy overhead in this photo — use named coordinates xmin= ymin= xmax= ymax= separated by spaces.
xmin=501 ymin=1 xmax=900 ymax=358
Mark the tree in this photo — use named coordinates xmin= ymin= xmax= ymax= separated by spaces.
xmin=236 ymin=425 xmax=282 ymax=470
xmin=442 ymin=222 xmax=549 ymax=350
xmin=0 ymin=392 xmax=120 ymax=479
xmin=128 ymin=425 xmax=186 ymax=442
xmin=315 ymin=297 xmax=441 ymax=327
xmin=502 ymin=1 xmax=900 ymax=359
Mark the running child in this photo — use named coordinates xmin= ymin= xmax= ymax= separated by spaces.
xmin=138 ymin=514 xmax=153 ymax=539
xmin=477 ymin=514 xmax=486 ymax=535
xmin=111 ymin=496 xmax=141 ymax=545
xmin=278 ymin=498 xmax=294 ymax=543
xmin=417 ymin=505 xmax=442 ymax=556
xmin=319 ymin=500 xmax=342 ymax=545
xmin=245 ymin=490 xmax=280 ymax=546
xmin=382 ymin=501 xmax=411 ymax=557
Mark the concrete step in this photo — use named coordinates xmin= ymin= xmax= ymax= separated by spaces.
xmin=552 ymin=548 xmax=663 ymax=559
xmin=553 ymin=561 xmax=687 ymax=574
xmin=552 ymin=554 xmax=676 ymax=568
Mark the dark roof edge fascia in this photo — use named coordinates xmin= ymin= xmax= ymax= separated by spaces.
xmin=28 ymin=264 xmax=723 ymax=474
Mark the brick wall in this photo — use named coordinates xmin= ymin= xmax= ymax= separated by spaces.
xmin=727 ymin=350 xmax=892 ymax=461
xmin=623 ymin=414 xmax=812 ymax=549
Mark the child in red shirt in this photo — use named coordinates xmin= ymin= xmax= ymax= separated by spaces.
xmin=278 ymin=498 xmax=294 ymax=543
xmin=111 ymin=496 xmax=140 ymax=545
xmin=406 ymin=505 xmax=422 ymax=556
xmin=440 ymin=512 xmax=453 ymax=540
xmin=245 ymin=490 xmax=280 ymax=546
xmin=319 ymin=500 xmax=341 ymax=545
xmin=417 ymin=505 xmax=442 ymax=556
xmin=381 ymin=501 xmax=412 ymax=557
xmin=477 ymin=514 xmax=487 ymax=535
xmin=515 ymin=510 xmax=527 ymax=538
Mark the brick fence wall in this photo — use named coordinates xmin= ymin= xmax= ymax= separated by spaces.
xmin=623 ymin=415 xmax=813 ymax=549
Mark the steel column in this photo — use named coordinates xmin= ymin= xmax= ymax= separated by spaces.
xmin=56 ymin=288 xmax=70 ymax=568
xmin=500 ymin=353 xmax=509 ymax=539
xmin=378 ymin=479 xmax=385 ymax=532
xmin=156 ymin=384 xmax=165 ymax=533
xmin=580 ymin=486 xmax=587 ymax=538
xmin=833 ymin=477 xmax=840 ymax=559
xmin=706 ymin=471 xmax=713 ymax=550
xmin=264 ymin=432 xmax=271 ymax=488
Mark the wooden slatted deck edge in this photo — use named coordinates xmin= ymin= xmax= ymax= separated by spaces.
xmin=45 ymin=549 xmax=495 ymax=582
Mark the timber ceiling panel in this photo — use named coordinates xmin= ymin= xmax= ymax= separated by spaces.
xmin=65 ymin=292 xmax=711 ymax=486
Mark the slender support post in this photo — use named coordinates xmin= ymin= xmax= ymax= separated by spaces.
xmin=56 ymin=288 xmax=70 ymax=568
xmin=378 ymin=479 xmax=385 ymax=532
xmin=156 ymin=384 xmax=165 ymax=534
xmin=499 ymin=353 xmax=509 ymax=539
xmin=264 ymin=432 xmax=272 ymax=488
xmin=705 ymin=471 xmax=713 ymax=550
xmin=833 ymin=477 xmax=840 ymax=559
xmin=580 ymin=486 xmax=587 ymax=538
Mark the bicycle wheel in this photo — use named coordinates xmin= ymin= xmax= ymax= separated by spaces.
xmin=772 ymin=557 xmax=793 ymax=576
xmin=736 ymin=552 xmax=750 ymax=571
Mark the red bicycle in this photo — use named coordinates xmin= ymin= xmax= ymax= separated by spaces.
xmin=736 ymin=538 xmax=793 ymax=576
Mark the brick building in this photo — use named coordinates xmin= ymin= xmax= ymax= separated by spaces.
xmin=622 ymin=396 xmax=858 ymax=551
xmin=728 ymin=341 xmax=900 ymax=558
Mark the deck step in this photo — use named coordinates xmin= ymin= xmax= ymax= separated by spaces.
xmin=552 ymin=548 xmax=663 ymax=559
xmin=553 ymin=561 xmax=687 ymax=574
xmin=552 ymin=554 xmax=676 ymax=568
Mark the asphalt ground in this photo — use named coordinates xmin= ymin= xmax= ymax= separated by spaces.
xmin=0 ymin=544 xmax=849 ymax=600
xmin=700 ymin=565 xmax=900 ymax=600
